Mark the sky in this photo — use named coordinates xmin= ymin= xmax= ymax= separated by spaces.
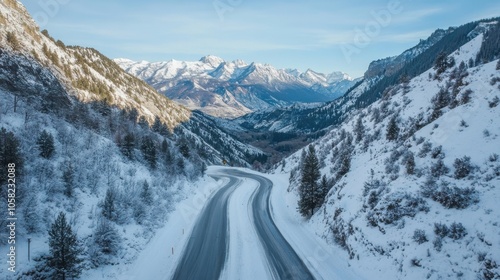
xmin=21 ymin=0 xmax=500 ymax=78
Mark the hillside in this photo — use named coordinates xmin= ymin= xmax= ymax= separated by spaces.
xmin=0 ymin=0 xmax=191 ymax=129
xmin=0 ymin=1 xmax=263 ymax=278
xmin=278 ymin=32 xmax=500 ymax=279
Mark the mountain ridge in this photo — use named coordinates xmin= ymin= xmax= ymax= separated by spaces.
xmin=115 ymin=56 xmax=358 ymax=118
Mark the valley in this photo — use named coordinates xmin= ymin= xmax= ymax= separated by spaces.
xmin=0 ymin=1 xmax=499 ymax=279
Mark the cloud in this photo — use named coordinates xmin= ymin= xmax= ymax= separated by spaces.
xmin=392 ymin=7 xmax=444 ymax=24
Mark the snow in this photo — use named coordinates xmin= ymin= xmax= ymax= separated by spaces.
xmin=220 ymin=178 xmax=271 ymax=280
xmin=211 ymin=167 xmax=366 ymax=279
xmin=274 ymin=35 xmax=500 ymax=279
xmin=75 ymin=166 xmax=373 ymax=280
xmin=114 ymin=56 xmax=356 ymax=118
xmin=81 ymin=176 xmax=225 ymax=280
xmin=267 ymin=171 xmax=367 ymax=280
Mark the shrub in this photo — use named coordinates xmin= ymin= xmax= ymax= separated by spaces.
xmin=405 ymin=152 xmax=416 ymax=175
xmin=431 ymin=145 xmax=444 ymax=159
xmin=6 ymin=31 xmax=20 ymax=50
xmin=489 ymin=96 xmax=499 ymax=108
xmin=481 ymin=259 xmax=499 ymax=280
xmin=367 ymin=191 xmax=379 ymax=209
xmin=425 ymin=183 xmax=478 ymax=209
xmin=413 ymin=229 xmax=428 ymax=244
xmin=434 ymin=223 xmax=449 ymax=238
xmin=418 ymin=141 xmax=432 ymax=158
xmin=433 ymin=237 xmax=443 ymax=252
xmin=448 ymin=222 xmax=467 ymax=240
xmin=411 ymin=258 xmax=422 ymax=267
xmin=489 ymin=154 xmax=499 ymax=162
xmin=430 ymin=159 xmax=449 ymax=177
xmin=368 ymin=192 xmax=429 ymax=225
xmin=460 ymin=89 xmax=473 ymax=104
xmin=453 ymin=156 xmax=473 ymax=179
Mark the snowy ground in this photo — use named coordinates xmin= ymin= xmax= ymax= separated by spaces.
xmin=81 ymin=175 xmax=225 ymax=280
xmin=80 ymin=166 xmax=366 ymax=279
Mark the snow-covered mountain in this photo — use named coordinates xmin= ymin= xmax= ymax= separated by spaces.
xmin=233 ymin=20 xmax=494 ymax=137
xmin=276 ymin=27 xmax=500 ymax=279
xmin=115 ymin=56 xmax=357 ymax=118
xmin=364 ymin=28 xmax=454 ymax=79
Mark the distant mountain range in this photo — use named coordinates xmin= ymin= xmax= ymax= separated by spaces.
xmin=115 ymin=56 xmax=358 ymax=118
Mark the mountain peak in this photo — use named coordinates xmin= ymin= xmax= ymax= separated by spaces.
xmin=199 ymin=55 xmax=225 ymax=67
xmin=232 ymin=59 xmax=247 ymax=67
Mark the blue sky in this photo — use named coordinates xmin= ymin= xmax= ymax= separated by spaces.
xmin=21 ymin=0 xmax=500 ymax=78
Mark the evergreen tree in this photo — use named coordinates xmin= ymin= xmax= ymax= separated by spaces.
xmin=23 ymin=196 xmax=41 ymax=234
xmin=152 ymin=116 xmax=168 ymax=135
xmin=318 ymin=175 xmax=329 ymax=206
xmin=201 ymin=162 xmax=207 ymax=176
xmin=141 ymin=136 xmax=157 ymax=169
xmin=62 ymin=162 xmax=75 ymax=197
xmin=434 ymin=52 xmax=448 ymax=75
xmin=102 ymin=188 xmax=117 ymax=222
xmin=47 ymin=212 xmax=83 ymax=280
xmin=121 ymin=132 xmax=135 ymax=159
xmin=160 ymin=139 xmax=169 ymax=154
xmin=298 ymin=145 xmax=321 ymax=217
xmin=176 ymin=157 xmax=185 ymax=174
xmin=386 ymin=116 xmax=400 ymax=141
xmin=431 ymin=159 xmax=449 ymax=178
xmin=37 ymin=130 xmax=56 ymax=159
xmin=434 ymin=52 xmax=455 ymax=76
xmin=127 ymin=108 xmax=139 ymax=123
xmin=468 ymin=58 xmax=475 ymax=68
xmin=299 ymin=149 xmax=307 ymax=169
xmin=432 ymin=88 xmax=451 ymax=111
xmin=497 ymin=59 xmax=500 ymax=70
xmin=354 ymin=116 xmax=365 ymax=142
xmin=0 ymin=128 xmax=23 ymax=184
xmin=89 ymin=217 xmax=121 ymax=267
xmin=140 ymin=180 xmax=153 ymax=205
xmin=178 ymin=138 xmax=190 ymax=158
xmin=405 ymin=152 xmax=416 ymax=175
xmin=160 ymin=139 xmax=173 ymax=167
xmin=337 ymin=151 xmax=351 ymax=179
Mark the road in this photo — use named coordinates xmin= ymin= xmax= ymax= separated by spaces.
xmin=172 ymin=175 xmax=239 ymax=280
xmin=172 ymin=169 xmax=314 ymax=280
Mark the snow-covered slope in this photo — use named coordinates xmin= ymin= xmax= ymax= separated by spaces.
xmin=277 ymin=33 xmax=500 ymax=279
xmin=0 ymin=1 xmax=189 ymax=128
xmin=115 ymin=56 xmax=356 ymax=118
xmin=364 ymin=28 xmax=454 ymax=79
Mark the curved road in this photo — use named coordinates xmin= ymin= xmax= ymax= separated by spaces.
xmin=172 ymin=176 xmax=239 ymax=280
xmin=172 ymin=169 xmax=314 ymax=280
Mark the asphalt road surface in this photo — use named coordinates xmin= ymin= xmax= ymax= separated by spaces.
xmin=172 ymin=169 xmax=314 ymax=280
